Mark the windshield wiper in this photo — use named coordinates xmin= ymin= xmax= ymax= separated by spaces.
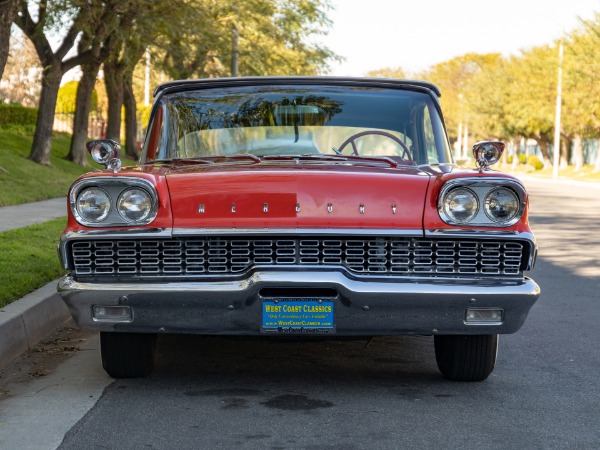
xmin=263 ymin=153 xmax=401 ymax=168
xmin=220 ymin=154 xmax=262 ymax=163
xmin=149 ymin=158 xmax=213 ymax=165
xmin=307 ymin=153 xmax=401 ymax=168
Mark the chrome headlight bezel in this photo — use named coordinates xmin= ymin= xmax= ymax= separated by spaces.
xmin=69 ymin=177 xmax=158 ymax=227
xmin=438 ymin=178 xmax=526 ymax=227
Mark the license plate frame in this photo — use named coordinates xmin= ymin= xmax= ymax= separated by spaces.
xmin=260 ymin=298 xmax=335 ymax=334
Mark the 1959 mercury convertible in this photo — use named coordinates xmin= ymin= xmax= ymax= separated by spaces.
xmin=57 ymin=77 xmax=540 ymax=381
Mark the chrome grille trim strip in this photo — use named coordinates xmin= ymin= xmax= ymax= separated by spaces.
xmin=68 ymin=236 xmax=529 ymax=278
xmin=172 ymin=228 xmax=424 ymax=236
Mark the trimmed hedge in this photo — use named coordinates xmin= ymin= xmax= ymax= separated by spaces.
xmin=527 ymin=155 xmax=544 ymax=170
xmin=0 ymin=104 xmax=38 ymax=126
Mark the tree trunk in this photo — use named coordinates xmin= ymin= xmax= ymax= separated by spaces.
xmin=573 ymin=134 xmax=583 ymax=171
xmin=537 ymin=140 xmax=551 ymax=167
xmin=512 ymin=137 xmax=521 ymax=169
xmin=560 ymin=135 xmax=569 ymax=169
xmin=0 ymin=0 xmax=19 ymax=79
xmin=123 ymin=75 xmax=138 ymax=160
xmin=104 ymin=61 xmax=124 ymax=142
xmin=67 ymin=62 xmax=100 ymax=165
xmin=595 ymin=141 xmax=600 ymax=173
xmin=29 ymin=63 xmax=62 ymax=165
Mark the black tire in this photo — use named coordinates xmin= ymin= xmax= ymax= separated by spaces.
xmin=434 ymin=334 xmax=498 ymax=382
xmin=100 ymin=332 xmax=158 ymax=378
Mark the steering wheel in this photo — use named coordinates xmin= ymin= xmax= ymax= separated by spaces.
xmin=337 ymin=130 xmax=412 ymax=160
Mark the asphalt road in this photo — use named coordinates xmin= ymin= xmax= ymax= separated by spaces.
xmin=1 ymin=178 xmax=599 ymax=450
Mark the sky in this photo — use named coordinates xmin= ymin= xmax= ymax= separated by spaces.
xmin=321 ymin=0 xmax=599 ymax=76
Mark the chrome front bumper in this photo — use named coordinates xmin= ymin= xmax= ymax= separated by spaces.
xmin=57 ymin=271 xmax=540 ymax=336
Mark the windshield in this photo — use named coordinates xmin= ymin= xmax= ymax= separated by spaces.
xmin=142 ymin=85 xmax=452 ymax=165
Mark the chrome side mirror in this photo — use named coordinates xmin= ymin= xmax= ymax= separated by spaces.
xmin=473 ymin=141 xmax=505 ymax=171
xmin=86 ymin=139 xmax=122 ymax=173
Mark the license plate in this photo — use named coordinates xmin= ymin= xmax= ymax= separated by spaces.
xmin=261 ymin=299 xmax=335 ymax=334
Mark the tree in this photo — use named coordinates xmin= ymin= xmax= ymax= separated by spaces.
xmin=467 ymin=57 xmax=514 ymax=141
xmin=100 ymin=0 xmax=337 ymax=160
xmin=503 ymin=46 xmax=558 ymax=167
xmin=0 ymin=0 xmax=19 ymax=79
xmin=562 ymin=14 xmax=600 ymax=171
xmin=419 ymin=53 xmax=501 ymax=148
xmin=155 ymin=0 xmax=337 ymax=80
xmin=14 ymin=0 xmax=124 ymax=165
xmin=66 ymin=3 xmax=136 ymax=165
xmin=103 ymin=1 xmax=190 ymax=159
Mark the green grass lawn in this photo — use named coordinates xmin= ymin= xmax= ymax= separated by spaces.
xmin=0 ymin=127 xmax=137 ymax=206
xmin=0 ymin=129 xmax=96 ymax=206
xmin=0 ymin=218 xmax=67 ymax=308
xmin=0 ymin=128 xmax=138 ymax=307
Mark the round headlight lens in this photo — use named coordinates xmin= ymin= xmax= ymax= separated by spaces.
xmin=117 ymin=188 xmax=153 ymax=222
xmin=76 ymin=188 xmax=111 ymax=223
xmin=484 ymin=187 xmax=519 ymax=223
xmin=444 ymin=187 xmax=479 ymax=223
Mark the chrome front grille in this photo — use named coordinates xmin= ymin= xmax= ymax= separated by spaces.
xmin=70 ymin=237 xmax=526 ymax=278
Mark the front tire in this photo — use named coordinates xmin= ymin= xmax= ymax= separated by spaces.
xmin=100 ymin=332 xmax=158 ymax=378
xmin=434 ymin=334 xmax=498 ymax=382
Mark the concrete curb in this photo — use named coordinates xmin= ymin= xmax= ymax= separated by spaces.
xmin=0 ymin=280 xmax=71 ymax=371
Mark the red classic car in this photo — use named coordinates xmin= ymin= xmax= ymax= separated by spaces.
xmin=57 ymin=77 xmax=540 ymax=381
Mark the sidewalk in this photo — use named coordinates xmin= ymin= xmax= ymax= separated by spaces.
xmin=0 ymin=197 xmax=70 ymax=370
xmin=0 ymin=197 xmax=67 ymax=232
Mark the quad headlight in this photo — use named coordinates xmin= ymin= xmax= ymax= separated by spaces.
xmin=438 ymin=178 xmax=526 ymax=227
xmin=117 ymin=188 xmax=153 ymax=223
xmin=76 ymin=188 xmax=111 ymax=223
xmin=484 ymin=187 xmax=519 ymax=223
xmin=442 ymin=187 xmax=479 ymax=224
xmin=70 ymin=177 xmax=158 ymax=227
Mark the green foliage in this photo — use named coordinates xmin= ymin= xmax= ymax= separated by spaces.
xmin=408 ymin=14 xmax=600 ymax=165
xmin=0 ymin=218 xmax=67 ymax=308
xmin=562 ymin=13 xmax=600 ymax=137
xmin=519 ymin=153 xmax=527 ymax=164
xmin=0 ymin=103 xmax=38 ymax=126
xmin=154 ymin=0 xmax=338 ymax=79
xmin=418 ymin=53 xmax=502 ymax=143
xmin=138 ymin=104 xmax=152 ymax=129
xmin=506 ymin=46 xmax=556 ymax=144
xmin=527 ymin=155 xmax=544 ymax=170
xmin=56 ymin=80 xmax=98 ymax=114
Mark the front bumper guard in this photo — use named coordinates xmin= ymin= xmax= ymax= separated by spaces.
xmin=58 ymin=271 xmax=540 ymax=336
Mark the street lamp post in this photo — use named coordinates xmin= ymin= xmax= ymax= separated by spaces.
xmin=552 ymin=38 xmax=564 ymax=181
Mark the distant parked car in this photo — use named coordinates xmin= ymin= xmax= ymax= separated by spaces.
xmin=57 ymin=77 xmax=540 ymax=381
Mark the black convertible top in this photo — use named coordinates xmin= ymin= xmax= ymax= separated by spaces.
xmin=154 ymin=76 xmax=441 ymax=98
